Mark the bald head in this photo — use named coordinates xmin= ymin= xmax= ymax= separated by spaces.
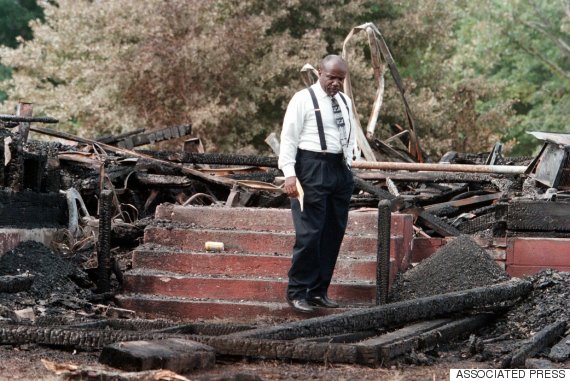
xmin=319 ymin=55 xmax=348 ymax=71
xmin=318 ymin=55 xmax=348 ymax=97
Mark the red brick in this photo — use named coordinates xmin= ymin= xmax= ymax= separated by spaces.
xmin=122 ymin=272 xmax=375 ymax=304
xmin=507 ymin=237 xmax=570 ymax=267
xmin=115 ymin=294 xmax=364 ymax=321
xmin=154 ymin=204 xmax=412 ymax=237
xmin=144 ymin=227 xmax=404 ymax=257
xmin=132 ymin=249 xmax=378 ymax=281
xmin=410 ymin=237 xmax=447 ymax=263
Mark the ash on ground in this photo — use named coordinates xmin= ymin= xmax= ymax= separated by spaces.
xmin=483 ymin=269 xmax=570 ymax=339
xmin=389 ymin=235 xmax=510 ymax=302
xmin=0 ymin=241 xmax=95 ymax=321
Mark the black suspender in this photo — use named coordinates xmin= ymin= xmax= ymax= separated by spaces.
xmin=306 ymin=87 xmax=352 ymax=152
xmin=307 ymin=87 xmax=327 ymax=150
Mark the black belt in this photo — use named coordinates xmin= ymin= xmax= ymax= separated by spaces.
xmin=297 ymin=149 xmax=343 ymax=161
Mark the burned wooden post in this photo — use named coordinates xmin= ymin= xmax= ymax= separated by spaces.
xmin=6 ymin=103 xmax=34 ymax=191
xmin=376 ymin=200 xmax=391 ymax=305
xmin=16 ymin=102 xmax=33 ymax=143
xmin=97 ymin=189 xmax=113 ymax=293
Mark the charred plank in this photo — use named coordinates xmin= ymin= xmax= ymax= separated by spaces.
xmin=99 ymin=338 xmax=215 ymax=372
xmin=502 ymin=320 xmax=567 ymax=368
xmin=507 ymin=201 xmax=570 ymax=232
xmin=138 ymin=150 xmax=279 ymax=168
xmin=116 ymin=125 xmax=192 ymax=149
xmin=0 ymin=189 xmax=67 ymax=228
xmin=549 ymin=331 xmax=570 ymax=362
xmin=230 ymin=279 xmax=532 ymax=341
xmin=356 ymin=319 xmax=451 ymax=365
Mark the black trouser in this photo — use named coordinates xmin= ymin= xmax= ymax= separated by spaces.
xmin=287 ymin=149 xmax=354 ymax=300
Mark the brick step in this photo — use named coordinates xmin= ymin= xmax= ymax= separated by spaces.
xmin=144 ymin=225 xmax=405 ymax=257
xmin=122 ymin=270 xmax=375 ymax=304
xmin=115 ymin=294 xmax=370 ymax=321
xmin=132 ymin=246 xmax=398 ymax=280
xmin=154 ymin=205 xmax=412 ymax=236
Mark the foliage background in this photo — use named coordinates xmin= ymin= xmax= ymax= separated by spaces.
xmin=0 ymin=0 xmax=568 ymax=158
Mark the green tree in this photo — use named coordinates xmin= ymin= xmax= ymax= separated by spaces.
xmin=0 ymin=0 xmax=508 ymax=158
xmin=0 ymin=0 xmax=44 ymax=102
xmin=451 ymin=0 xmax=570 ymax=155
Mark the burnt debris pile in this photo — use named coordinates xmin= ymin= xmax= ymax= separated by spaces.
xmin=390 ymin=235 xmax=511 ymax=302
xmin=0 ymin=114 xmax=569 ymax=375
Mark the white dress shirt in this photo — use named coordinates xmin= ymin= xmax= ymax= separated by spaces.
xmin=278 ymin=83 xmax=356 ymax=178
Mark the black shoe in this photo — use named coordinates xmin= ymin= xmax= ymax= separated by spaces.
xmin=286 ymin=297 xmax=315 ymax=313
xmin=307 ymin=295 xmax=339 ymax=308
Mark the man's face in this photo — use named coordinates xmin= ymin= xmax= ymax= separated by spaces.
xmin=318 ymin=61 xmax=347 ymax=97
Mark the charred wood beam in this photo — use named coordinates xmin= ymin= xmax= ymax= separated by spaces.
xmin=370 ymin=138 xmax=416 ymax=163
xmin=376 ymin=200 xmax=391 ymax=305
xmin=353 ymin=176 xmax=395 ymax=201
xmin=0 ymin=189 xmax=67 ymax=228
xmin=0 ymin=114 xmax=58 ymax=124
xmin=134 ymin=173 xmax=192 ymax=187
xmin=116 ymin=125 xmax=192 ymax=149
xmin=359 ymin=314 xmax=501 ymax=364
xmin=0 ymin=275 xmax=34 ymax=293
xmin=230 ymin=279 xmax=532 ymax=341
xmin=196 ymin=336 xmax=358 ymax=363
xmin=418 ymin=314 xmax=493 ymax=350
xmin=502 ymin=320 xmax=567 ymax=368
xmin=96 ymin=128 xmax=145 ymax=145
xmin=0 ymin=325 xmax=183 ymax=350
xmin=507 ymin=201 xmax=570 ymax=232
xmin=97 ymin=190 xmax=113 ymax=293
xmin=425 ymin=193 xmax=503 ymax=213
xmin=137 ymin=150 xmax=279 ymax=168
xmin=411 ymin=208 xmax=462 ymax=237
xmin=415 ymin=185 xmax=470 ymax=208
xmin=0 ymin=325 xmax=359 ymax=363
xmin=300 ymin=330 xmax=379 ymax=344
xmin=356 ymin=319 xmax=452 ymax=365
xmin=549 ymin=330 xmax=570 ymax=362
xmin=351 ymin=161 xmax=527 ymax=174
xmin=353 ymin=177 xmax=461 ymax=236
xmin=30 ymin=125 xmax=239 ymax=189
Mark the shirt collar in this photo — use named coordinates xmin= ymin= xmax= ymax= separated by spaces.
xmin=311 ymin=82 xmax=331 ymax=100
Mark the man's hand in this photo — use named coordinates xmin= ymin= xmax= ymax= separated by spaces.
xmin=283 ymin=176 xmax=299 ymax=198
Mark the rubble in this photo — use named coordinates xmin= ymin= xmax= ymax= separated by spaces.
xmin=1 ymin=109 xmax=570 ymax=377
xmin=389 ymin=235 xmax=511 ymax=302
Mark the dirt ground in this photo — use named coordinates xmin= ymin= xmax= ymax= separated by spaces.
xmin=0 ymin=344 xmax=530 ymax=381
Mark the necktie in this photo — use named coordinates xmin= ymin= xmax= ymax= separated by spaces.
xmin=331 ymin=97 xmax=348 ymax=151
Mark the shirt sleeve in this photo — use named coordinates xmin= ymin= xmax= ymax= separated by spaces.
xmin=278 ymin=92 xmax=305 ymax=178
xmin=345 ymin=97 xmax=357 ymax=168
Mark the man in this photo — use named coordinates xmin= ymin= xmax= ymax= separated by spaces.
xmin=278 ymin=55 xmax=356 ymax=313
